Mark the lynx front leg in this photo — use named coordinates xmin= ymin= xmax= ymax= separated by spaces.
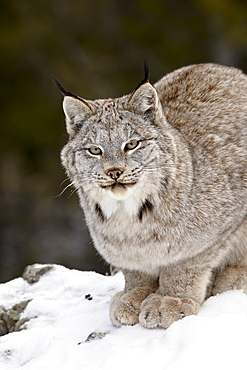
xmin=139 ymin=259 xmax=211 ymax=329
xmin=110 ymin=269 xmax=158 ymax=327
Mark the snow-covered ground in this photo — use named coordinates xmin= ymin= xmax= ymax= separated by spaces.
xmin=0 ymin=264 xmax=247 ymax=370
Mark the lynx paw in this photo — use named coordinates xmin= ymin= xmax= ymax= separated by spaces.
xmin=110 ymin=288 xmax=153 ymax=327
xmin=139 ymin=294 xmax=200 ymax=329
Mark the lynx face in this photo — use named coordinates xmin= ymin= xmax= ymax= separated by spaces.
xmin=60 ymin=81 xmax=173 ymax=218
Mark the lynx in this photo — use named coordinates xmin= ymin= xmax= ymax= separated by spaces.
xmin=58 ymin=63 xmax=247 ymax=329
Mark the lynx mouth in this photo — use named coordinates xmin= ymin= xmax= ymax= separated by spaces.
xmin=100 ymin=181 xmax=137 ymax=200
xmin=100 ymin=181 xmax=137 ymax=190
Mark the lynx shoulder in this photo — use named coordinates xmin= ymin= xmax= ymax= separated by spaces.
xmin=59 ymin=63 xmax=247 ymax=328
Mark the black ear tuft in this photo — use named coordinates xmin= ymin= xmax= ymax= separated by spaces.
xmin=53 ymin=77 xmax=90 ymax=106
xmin=134 ymin=62 xmax=150 ymax=91
xmin=143 ymin=61 xmax=150 ymax=83
xmin=53 ymin=78 xmax=69 ymax=96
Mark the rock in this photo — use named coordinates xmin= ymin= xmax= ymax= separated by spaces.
xmin=84 ymin=331 xmax=108 ymax=343
xmin=22 ymin=264 xmax=53 ymax=284
xmin=0 ymin=317 xmax=8 ymax=336
xmin=0 ymin=300 xmax=30 ymax=336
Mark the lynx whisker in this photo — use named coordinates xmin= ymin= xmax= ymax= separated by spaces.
xmin=67 ymin=187 xmax=78 ymax=198
xmin=55 ymin=181 xmax=75 ymax=198
xmin=60 ymin=178 xmax=70 ymax=186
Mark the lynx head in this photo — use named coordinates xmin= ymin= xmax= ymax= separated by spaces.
xmin=59 ymin=72 xmax=176 ymax=217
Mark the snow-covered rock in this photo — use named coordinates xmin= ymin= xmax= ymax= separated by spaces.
xmin=0 ymin=264 xmax=247 ymax=370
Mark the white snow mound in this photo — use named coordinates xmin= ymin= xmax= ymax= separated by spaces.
xmin=0 ymin=264 xmax=247 ymax=370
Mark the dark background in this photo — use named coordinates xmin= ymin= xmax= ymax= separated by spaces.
xmin=1 ymin=0 xmax=247 ymax=282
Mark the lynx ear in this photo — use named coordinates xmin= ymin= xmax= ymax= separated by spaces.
xmin=54 ymin=79 xmax=94 ymax=138
xmin=62 ymin=96 xmax=94 ymax=139
xmin=127 ymin=82 xmax=162 ymax=124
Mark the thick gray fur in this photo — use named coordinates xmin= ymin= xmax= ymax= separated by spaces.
xmin=60 ymin=63 xmax=247 ymax=328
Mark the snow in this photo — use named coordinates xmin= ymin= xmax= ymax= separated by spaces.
xmin=0 ymin=264 xmax=247 ymax=370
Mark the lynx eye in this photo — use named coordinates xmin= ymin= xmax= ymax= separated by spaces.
xmin=88 ymin=146 xmax=102 ymax=155
xmin=124 ymin=140 xmax=139 ymax=151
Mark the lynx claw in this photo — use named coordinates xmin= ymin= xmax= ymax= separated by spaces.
xmin=139 ymin=294 xmax=200 ymax=329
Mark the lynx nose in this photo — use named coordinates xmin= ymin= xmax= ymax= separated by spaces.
xmin=107 ymin=169 xmax=123 ymax=181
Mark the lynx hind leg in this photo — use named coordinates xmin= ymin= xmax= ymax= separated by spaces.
xmin=110 ymin=270 xmax=158 ymax=327
xmin=212 ymin=217 xmax=247 ymax=296
xmin=212 ymin=266 xmax=247 ymax=295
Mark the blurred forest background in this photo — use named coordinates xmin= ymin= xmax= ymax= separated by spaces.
xmin=1 ymin=0 xmax=247 ymax=282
